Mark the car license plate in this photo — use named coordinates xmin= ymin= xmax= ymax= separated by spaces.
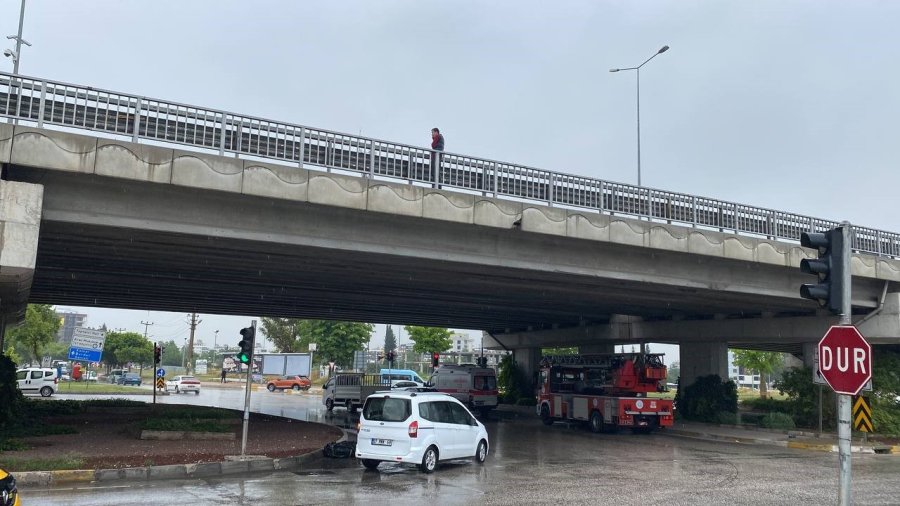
xmin=372 ymin=438 xmax=392 ymax=446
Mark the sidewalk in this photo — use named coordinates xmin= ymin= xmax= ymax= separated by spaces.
xmin=493 ymin=405 xmax=900 ymax=455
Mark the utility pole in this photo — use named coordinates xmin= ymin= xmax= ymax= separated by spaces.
xmin=186 ymin=313 xmax=201 ymax=375
xmin=141 ymin=320 xmax=154 ymax=339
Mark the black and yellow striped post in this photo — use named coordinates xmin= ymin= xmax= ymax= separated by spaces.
xmin=852 ymin=395 xmax=873 ymax=433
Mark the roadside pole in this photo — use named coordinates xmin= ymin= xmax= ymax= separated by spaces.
xmin=836 ymin=224 xmax=852 ymax=506
xmin=240 ymin=319 xmax=256 ymax=456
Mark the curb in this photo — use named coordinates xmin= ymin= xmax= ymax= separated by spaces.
xmin=15 ymin=427 xmax=349 ymax=488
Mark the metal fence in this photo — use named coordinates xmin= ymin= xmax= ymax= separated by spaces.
xmin=2 ymin=71 xmax=898 ymax=258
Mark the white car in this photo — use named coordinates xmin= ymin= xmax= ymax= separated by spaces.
xmin=165 ymin=375 xmax=201 ymax=394
xmin=356 ymin=391 xmax=489 ymax=473
xmin=15 ymin=368 xmax=58 ymax=397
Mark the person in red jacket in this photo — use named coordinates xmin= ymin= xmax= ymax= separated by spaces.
xmin=430 ymin=128 xmax=445 ymax=187
xmin=431 ymin=128 xmax=444 ymax=151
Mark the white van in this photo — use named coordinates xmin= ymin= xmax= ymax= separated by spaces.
xmin=356 ymin=391 xmax=489 ymax=473
xmin=16 ymin=367 xmax=58 ymax=397
xmin=428 ymin=364 xmax=498 ymax=415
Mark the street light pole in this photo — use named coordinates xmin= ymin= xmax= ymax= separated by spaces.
xmin=610 ymin=45 xmax=669 ymax=187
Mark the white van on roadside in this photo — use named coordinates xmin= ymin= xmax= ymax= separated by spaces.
xmin=15 ymin=367 xmax=58 ymax=397
xmin=428 ymin=364 xmax=498 ymax=416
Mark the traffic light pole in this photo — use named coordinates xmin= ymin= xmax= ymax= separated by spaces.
xmin=240 ymin=320 xmax=256 ymax=456
xmin=836 ymin=223 xmax=852 ymax=506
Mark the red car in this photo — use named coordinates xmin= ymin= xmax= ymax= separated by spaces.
xmin=266 ymin=375 xmax=311 ymax=392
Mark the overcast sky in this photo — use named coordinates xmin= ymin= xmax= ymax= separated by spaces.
xmin=8 ymin=1 xmax=900 ymax=364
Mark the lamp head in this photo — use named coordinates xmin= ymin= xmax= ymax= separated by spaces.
xmin=658 ymin=45 xmax=670 ymax=54
xmin=3 ymin=48 xmax=16 ymax=59
xmin=609 ymin=68 xmax=620 ymax=72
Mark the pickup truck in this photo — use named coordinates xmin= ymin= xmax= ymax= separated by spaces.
xmin=322 ymin=373 xmax=390 ymax=413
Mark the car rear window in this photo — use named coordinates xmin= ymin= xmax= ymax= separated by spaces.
xmin=363 ymin=397 xmax=411 ymax=422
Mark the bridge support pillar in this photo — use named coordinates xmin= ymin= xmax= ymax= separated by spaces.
xmin=579 ymin=343 xmax=615 ymax=354
xmin=679 ymin=342 xmax=728 ymax=388
xmin=513 ymin=347 xmax=541 ymax=394
xmin=0 ymin=179 xmax=42 ymax=332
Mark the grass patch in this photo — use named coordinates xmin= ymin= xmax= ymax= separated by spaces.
xmin=0 ymin=438 xmax=28 ymax=451
xmin=151 ymin=406 xmax=237 ymax=420
xmin=142 ymin=418 xmax=232 ymax=433
xmin=82 ymin=399 xmax=147 ymax=408
xmin=56 ymin=382 xmax=153 ymax=395
xmin=22 ymin=398 xmax=84 ymax=416
xmin=0 ymin=455 xmax=86 ymax=472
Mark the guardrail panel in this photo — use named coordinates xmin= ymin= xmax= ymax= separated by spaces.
xmin=0 ymin=72 xmax=897 ymax=258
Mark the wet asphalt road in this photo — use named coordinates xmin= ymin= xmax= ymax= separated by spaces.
xmin=21 ymin=388 xmax=900 ymax=505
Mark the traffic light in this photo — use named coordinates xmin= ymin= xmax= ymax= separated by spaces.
xmin=431 ymin=352 xmax=440 ymax=367
xmin=387 ymin=351 xmax=395 ymax=363
xmin=800 ymin=226 xmax=849 ymax=315
xmin=237 ymin=326 xmax=255 ymax=364
xmin=153 ymin=344 xmax=161 ymax=364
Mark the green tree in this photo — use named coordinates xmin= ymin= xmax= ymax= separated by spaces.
xmin=297 ymin=320 xmax=373 ymax=367
xmin=732 ymin=349 xmax=784 ymax=399
xmin=384 ymin=325 xmax=397 ymax=354
xmin=44 ymin=341 xmax=70 ymax=361
xmin=543 ymin=347 xmax=578 ymax=356
xmin=405 ymin=326 xmax=452 ymax=354
xmin=3 ymin=304 xmax=60 ymax=365
xmin=103 ymin=331 xmax=152 ymax=370
xmin=667 ymin=361 xmax=681 ymax=386
xmin=159 ymin=340 xmax=183 ymax=367
xmin=872 ymin=348 xmax=900 ymax=434
xmin=261 ymin=317 xmax=307 ymax=352
xmin=116 ymin=341 xmax=154 ymax=371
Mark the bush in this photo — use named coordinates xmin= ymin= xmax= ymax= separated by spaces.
xmin=760 ymin=412 xmax=795 ymax=430
xmin=742 ymin=397 xmax=792 ymax=414
xmin=83 ymin=399 xmax=147 ymax=408
xmin=774 ymin=366 xmax=836 ymax=430
xmin=677 ymin=375 xmax=738 ymax=423
xmin=497 ymin=354 xmax=532 ymax=405
xmin=142 ymin=418 xmax=232 ymax=433
xmin=0 ymin=354 xmax=24 ymax=427
xmin=715 ymin=411 xmax=739 ymax=425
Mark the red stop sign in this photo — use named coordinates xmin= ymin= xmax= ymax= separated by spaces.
xmin=818 ymin=325 xmax=872 ymax=395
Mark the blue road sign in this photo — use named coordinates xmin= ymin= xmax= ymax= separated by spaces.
xmin=68 ymin=347 xmax=102 ymax=362
xmin=156 ymin=368 xmax=166 ymax=378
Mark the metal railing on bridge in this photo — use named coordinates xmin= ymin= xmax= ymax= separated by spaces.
xmin=1 ymin=71 xmax=898 ymax=258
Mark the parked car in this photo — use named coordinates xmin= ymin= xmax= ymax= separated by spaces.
xmin=118 ymin=373 xmax=142 ymax=386
xmin=165 ymin=375 xmax=201 ymax=394
xmin=0 ymin=468 xmax=20 ymax=506
xmin=267 ymin=375 xmax=311 ymax=392
xmin=15 ymin=368 xmax=58 ymax=397
xmin=107 ymin=369 xmax=126 ymax=384
xmin=356 ymin=391 xmax=489 ymax=473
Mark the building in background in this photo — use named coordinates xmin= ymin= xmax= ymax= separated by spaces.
xmin=55 ymin=311 xmax=87 ymax=344
xmin=450 ymin=332 xmax=475 ymax=353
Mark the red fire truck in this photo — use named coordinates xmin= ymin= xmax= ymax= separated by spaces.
xmin=537 ymin=353 xmax=674 ymax=433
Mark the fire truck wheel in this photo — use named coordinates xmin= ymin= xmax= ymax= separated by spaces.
xmin=419 ymin=446 xmax=438 ymax=473
xmin=589 ymin=411 xmax=603 ymax=433
xmin=540 ymin=404 xmax=553 ymax=426
xmin=474 ymin=440 xmax=488 ymax=463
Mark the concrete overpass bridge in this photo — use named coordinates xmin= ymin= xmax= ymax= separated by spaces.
xmin=2 ymin=72 xmax=899 ymax=383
